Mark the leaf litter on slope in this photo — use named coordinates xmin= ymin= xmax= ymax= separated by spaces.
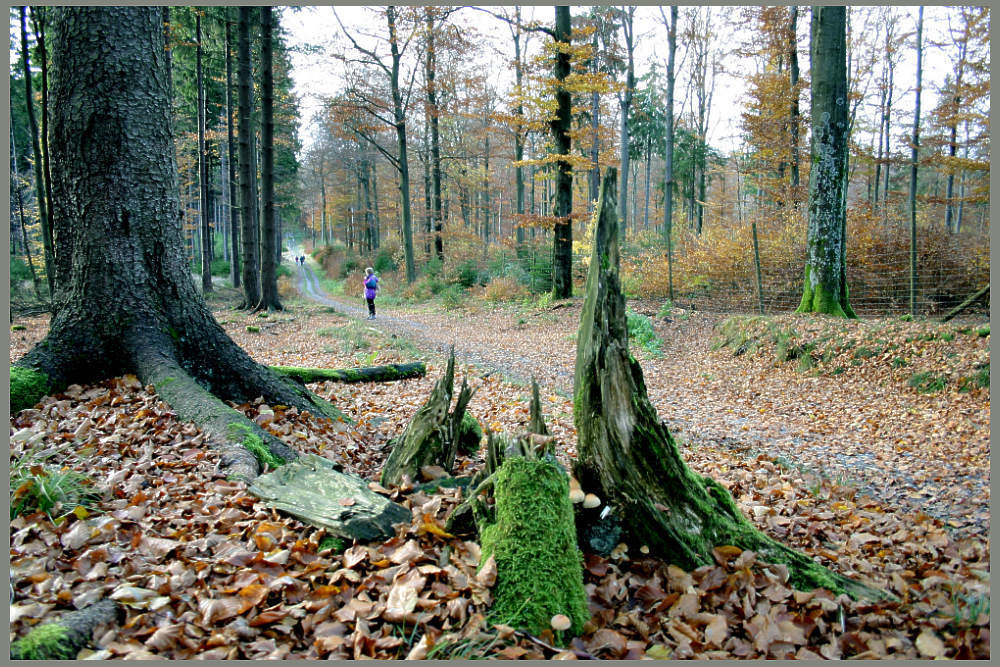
xmin=8 ymin=300 xmax=989 ymax=658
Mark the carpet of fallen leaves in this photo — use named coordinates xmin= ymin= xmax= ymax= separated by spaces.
xmin=8 ymin=289 xmax=989 ymax=659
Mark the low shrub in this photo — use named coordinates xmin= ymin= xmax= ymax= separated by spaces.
xmin=484 ymin=276 xmax=529 ymax=303
xmin=626 ymin=310 xmax=662 ymax=356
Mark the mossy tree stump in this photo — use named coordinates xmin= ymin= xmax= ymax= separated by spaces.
xmin=475 ymin=434 xmax=589 ymax=642
xmin=572 ymin=170 xmax=886 ymax=600
xmin=380 ymin=348 xmax=474 ymax=487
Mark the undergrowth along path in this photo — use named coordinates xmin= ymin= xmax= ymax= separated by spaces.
xmin=293 ymin=260 xmax=989 ymax=538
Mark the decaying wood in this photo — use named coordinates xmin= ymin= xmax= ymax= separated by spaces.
xmin=379 ymin=348 xmax=473 ymax=487
xmin=573 ymin=169 xmax=889 ymax=600
xmin=270 ymin=362 xmax=426 ymax=384
xmin=940 ymin=284 xmax=989 ymax=322
xmin=249 ymin=453 xmax=410 ymax=542
xmin=10 ymin=599 xmax=120 ymax=660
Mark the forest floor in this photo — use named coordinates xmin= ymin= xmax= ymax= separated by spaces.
xmin=8 ymin=262 xmax=990 ymax=659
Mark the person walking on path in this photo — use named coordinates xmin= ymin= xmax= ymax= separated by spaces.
xmin=363 ymin=267 xmax=379 ymax=319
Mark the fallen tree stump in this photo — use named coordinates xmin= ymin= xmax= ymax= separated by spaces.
xmin=249 ymin=453 xmax=410 ymax=542
xmin=269 ymin=362 xmax=426 ymax=384
xmin=10 ymin=599 xmax=120 ymax=660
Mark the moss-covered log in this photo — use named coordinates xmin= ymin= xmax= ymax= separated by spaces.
xmin=11 ymin=599 xmax=120 ymax=660
xmin=573 ymin=170 xmax=887 ymax=600
xmin=269 ymin=362 xmax=426 ymax=384
xmin=477 ymin=437 xmax=589 ymax=642
xmin=380 ymin=348 xmax=474 ymax=487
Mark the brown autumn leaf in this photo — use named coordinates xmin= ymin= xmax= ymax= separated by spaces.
xmin=199 ymin=597 xmax=243 ymax=625
xmin=915 ymin=629 xmax=947 ymax=658
xmin=703 ymin=614 xmax=728 ymax=647
xmin=476 ymin=555 xmax=497 ymax=587
xmin=139 ymin=536 xmax=180 ymax=561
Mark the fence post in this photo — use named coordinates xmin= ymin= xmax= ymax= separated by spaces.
xmin=751 ymin=220 xmax=764 ymax=315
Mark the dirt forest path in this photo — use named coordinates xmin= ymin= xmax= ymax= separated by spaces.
xmin=292 ymin=256 xmax=989 ymax=539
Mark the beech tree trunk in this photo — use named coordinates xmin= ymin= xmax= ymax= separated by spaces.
xmin=908 ymin=7 xmax=923 ymax=317
xmin=11 ymin=6 xmax=341 ymax=483
xmin=573 ymin=169 xmax=883 ymax=599
xmin=796 ymin=7 xmax=856 ymax=318
xmin=387 ymin=6 xmax=416 ymax=284
xmin=662 ymin=6 xmax=677 ymax=300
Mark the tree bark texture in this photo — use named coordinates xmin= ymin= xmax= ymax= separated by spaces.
xmin=10 ymin=599 xmax=120 ymax=660
xmin=788 ymin=6 xmax=801 ymax=192
xmin=197 ymin=13 xmax=213 ymax=293
xmin=573 ymin=169 xmax=882 ymax=599
xmin=550 ymin=6 xmax=573 ymax=299
xmin=425 ymin=9 xmax=445 ymax=260
xmin=259 ymin=6 xmax=282 ymax=311
xmin=32 ymin=8 xmax=60 ymax=292
xmin=20 ymin=7 xmax=56 ymax=300
xmin=796 ymin=7 xmax=856 ymax=318
xmin=12 ymin=6 xmax=342 ymax=481
xmin=237 ymin=7 xmax=261 ymax=307
xmin=617 ymin=6 xmax=635 ymax=241
xmin=225 ymin=10 xmax=241 ymax=289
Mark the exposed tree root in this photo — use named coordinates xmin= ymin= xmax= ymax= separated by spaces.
xmin=10 ymin=599 xmax=120 ymax=660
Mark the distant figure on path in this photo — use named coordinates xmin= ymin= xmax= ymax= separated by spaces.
xmin=363 ymin=267 xmax=379 ymax=320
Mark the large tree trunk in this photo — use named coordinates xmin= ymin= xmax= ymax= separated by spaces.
xmin=573 ymin=169 xmax=884 ymax=599
xmin=11 ymin=7 xmax=342 ymax=483
xmin=237 ymin=7 xmax=261 ymax=308
xmin=259 ymin=6 xmax=282 ymax=311
xmin=387 ymin=6 xmax=416 ymax=284
xmin=551 ymin=6 xmax=573 ymax=299
xmin=662 ymin=6 xmax=677 ymax=301
xmin=197 ymin=13 xmax=213 ymax=293
xmin=512 ymin=8 xmax=526 ymax=247
xmin=225 ymin=10 xmax=241 ymax=289
xmin=32 ymin=8 xmax=59 ymax=292
xmin=796 ymin=7 xmax=856 ymax=318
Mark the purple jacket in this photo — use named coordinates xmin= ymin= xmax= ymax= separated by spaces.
xmin=364 ymin=275 xmax=379 ymax=300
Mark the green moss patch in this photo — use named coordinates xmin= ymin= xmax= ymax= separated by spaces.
xmin=479 ymin=457 xmax=589 ymax=642
xmin=10 ymin=366 xmax=53 ymax=414
xmin=457 ymin=412 xmax=484 ymax=455
xmin=11 ymin=323 xmax=26 ymax=331
xmin=228 ymin=423 xmax=286 ymax=469
xmin=908 ymin=371 xmax=948 ymax=394
xmin=11 ymin=622 xmax=75 ymax=660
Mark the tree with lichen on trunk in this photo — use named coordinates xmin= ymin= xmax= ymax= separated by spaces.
xmin=796 ymin=6 xmax=856 ymax=318
xmin=8 ymin=6 xmax=342 ymax=483
xmin=572 ymin=168 xmax=886 ymax=599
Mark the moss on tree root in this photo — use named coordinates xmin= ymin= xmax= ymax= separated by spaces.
xmin=479 ymin=456 xmax=589 ymax=641
xmin=10 ymin=598 xmax=119 ymax=660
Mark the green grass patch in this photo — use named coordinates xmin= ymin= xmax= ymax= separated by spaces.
xmin=829 ymin=366 xmax=846 ymax=376
xmin=977 ymin=325 xmax=990 ymax=337
xmin=891 ymin=357 xmax=908 ymax=369
xmin=11 ymin=323 xmax=26 ymax=331
xmin=319 ymin=536 xmax=346 ymax=554
xmin=626 ymin=310 xmax=662 ymax=357
xmin=908 ymin=371 xmax=948 ymax=394
xmin=10 ymin=449 xmax=101 ymax=520
xmin=853 ymin=346 xmax=876 ymax=360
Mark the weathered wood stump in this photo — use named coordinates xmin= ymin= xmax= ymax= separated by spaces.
xmin=380 ymin=348 xmax=474 ymax=487
xmin=249 ymin=453 xmax=410 ymax=542
xmin=572 ymin=169 xmax=888 ymax=600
